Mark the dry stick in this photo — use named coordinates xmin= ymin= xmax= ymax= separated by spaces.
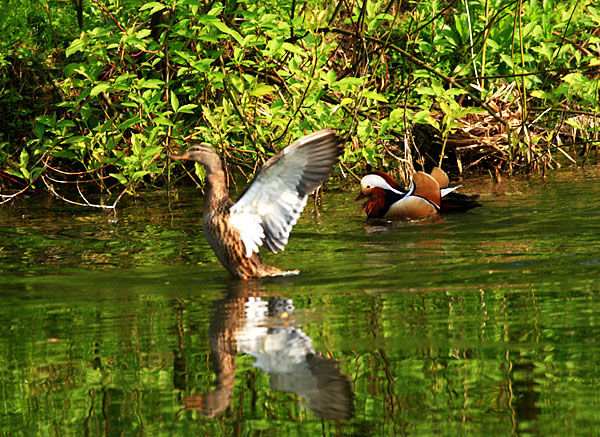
xmin=450 ymin=2 xmax=513 ymax=79
xmin=481 ymin=0 xmax=490 ymax=92
xmin=541 ymin=3 xmax=578 ymax=91
xmin=44 ymin=173 xmax=111 ymax=185
xmin=516 ymin=0 xmax=530 ymax=165
xmin=402 ymin=13 xmax=421 ymax=177
xmin=164 ymin=23 xmax=173 ymax=189
xmin=337 ymin=0 xmax=370 ymax=137
xmin=44 ymin=2 xmax=63 ymax=71
xmin=41 ymin=175 xmax=129 ymax=210
xmin=340 ymin=161 xmax=361 ymax=182
xmin=452 ymin=12 xmax=499 ymax=80
xmin=457 ymin=64 xmax=600 ymax=83
xmin=463 ymin=0 xmax=481 ymax=89
xmin=0 ymin=184 xmax=33 ymax=205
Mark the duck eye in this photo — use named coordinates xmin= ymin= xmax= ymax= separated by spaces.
xmin=366 ymin=185 xmax=371 ymax=188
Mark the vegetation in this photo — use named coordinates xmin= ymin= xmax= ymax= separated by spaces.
xmin=1 ymin=0 xmax=599 ymax=207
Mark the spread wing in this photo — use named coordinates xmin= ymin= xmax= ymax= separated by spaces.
xmin=228 ymin=128 xmax=343 ymax=257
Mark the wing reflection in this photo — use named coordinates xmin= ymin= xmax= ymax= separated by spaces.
xmin=183 ymin=281 xmax=353 ymax=420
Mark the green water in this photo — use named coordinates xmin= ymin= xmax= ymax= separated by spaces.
xmin=2 ymin=169 xmax=600 ymax=435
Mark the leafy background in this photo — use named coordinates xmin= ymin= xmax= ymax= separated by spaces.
xmin=1 ymin=0 xmax=600 ymax=206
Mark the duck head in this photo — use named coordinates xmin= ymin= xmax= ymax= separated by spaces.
xmin=355 ymin=172 xmax=403 ymax=200
xmin=169 ymin=144 xmax=222 ymax=172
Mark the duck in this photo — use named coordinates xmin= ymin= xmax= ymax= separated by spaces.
xmin=170 ymin=128 xmax=344 ymax=279
xmin=356 ymin=167 xmax=480 ymax=219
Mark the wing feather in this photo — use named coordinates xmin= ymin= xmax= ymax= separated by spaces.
xmin=229 ymin=129 xmax=343 ymax=257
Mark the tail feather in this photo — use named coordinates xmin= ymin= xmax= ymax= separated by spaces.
xmin=440 ymin=192 xmax=481 ymax=214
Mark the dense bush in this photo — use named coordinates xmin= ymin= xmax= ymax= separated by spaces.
xmin=1 ymin=0 xmax=599 ymax=206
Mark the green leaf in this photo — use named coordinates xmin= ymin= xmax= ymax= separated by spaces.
xmin=139 ymin=2 xmax=165 ymax=15
xmin=37 ymin=115 xmax=55 ymax=127
xmin=500 ymin=53 xmax=514 ymax=69
xmin=281 ymin=42 xmax=306 ymax=55
xmin=565 ymin=119 xmax=583 ymax=130
xmin=20 ymin=166 xmax=30 ymax=180
xmin=132 ymin=170 xmax=151 ymax=180
xmin=363 ymin=90 xmax=389 ymax=103
xmin=110 ymin=172 xmax=128 ymax=185
xmin=415 ymin=86 xmax=435 ymax=96
xmin=66 ymin=38 xmax=86 ymax=57
xmin=56 ymin=120 xmax=76 ymax=128
xmin=4 ymin=169 xmax=23 ymax=179
xmin=91 ymin=83 xmax=111 ymax=97
xmin=177 ymin=104 xmax=198 ymax=114
xmin=138 ymin=78 xmax=165 ymax=89
xmin=444 ymin=88 xmax=466 ymax=97
xmin=52 ymin=150 xmax=77 ymax=159
xmin=334 ymin=77 xmax=364 ymax=91
xmin=20 ymin=148 xmax=29 ymax=167
xmin=144 ymin=145 xmax=163 ymax=158
xmin=389 ymin=108 xmax=404 ymax=122
xmin=34 ymin=123 xmax=46 ymax=139
xmin=170 ymin=91 xmax=179 ymax=112
xmin=250 ymin=84 xmax=275 ymax=97
xmin=137 ymin=29 xmax=152 ymax=39
xmin=563 ymin=73 xmax=587 ymax=87
xmin=118 ymin=117 xmax=144 ymax=130
xmin=153 ymin=116 xmax=174 ymax=126
xmin=206 ymin=4 xmax=224 ymax=15
xmin=413 ymin=110 xmax=431 ymax=124
xmin=325 ymin=69 xmax=336 ymax=86
xmin=213 ymin=21 xmax=243 ymax=44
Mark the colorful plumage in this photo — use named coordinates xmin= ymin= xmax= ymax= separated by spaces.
xmin=170 ymin=128 xmax=343 ymax=279
xmin=356 ymin=168 xmax=480 ymax=219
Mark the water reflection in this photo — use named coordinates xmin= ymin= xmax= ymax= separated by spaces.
xmin=182 ymin=281 xmax=353 ymax=420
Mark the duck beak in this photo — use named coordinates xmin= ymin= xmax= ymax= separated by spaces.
xmin=355 ymin=192 xmax=366 ymax=201
xmin=169 ymin=151 xmax=190 ymax=160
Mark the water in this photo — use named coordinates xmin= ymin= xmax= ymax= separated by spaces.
xmin=2 ymin=168 xmax=600 ymax=435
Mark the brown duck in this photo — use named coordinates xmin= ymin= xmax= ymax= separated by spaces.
xmin=170 ymin=128 xmax=343 ymax=280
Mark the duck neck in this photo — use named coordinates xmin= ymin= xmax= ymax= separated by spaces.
xmin=203 ymin=163 xmax=230 ymax=210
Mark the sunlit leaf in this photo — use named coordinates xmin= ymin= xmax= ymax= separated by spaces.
xmin=170 ymin=90 xmax=179 ymax=112
xmin=363 ymin=90 xmax=389 ymax=102
xmin=177 ymin=104 xmax=198 ymax=114
xmin=90 ymin=83 xmax=111 ymax=97
xmin=154 ymin=116 xmax=174 ymax=126
xmin=139 ymin=2 xmax=165 ymax=14
xmin=213 ymin=21 xmax=243 ymax=44
xmin=138 ymin=79 xmax=165 ymax=89
xmin=250 ymin=84 xmax=275 ymax=97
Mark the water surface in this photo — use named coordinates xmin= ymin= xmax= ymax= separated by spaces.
xmin=2 ymin=169 xmax=600 ymax=435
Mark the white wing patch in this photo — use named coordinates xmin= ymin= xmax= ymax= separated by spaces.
xmin=441 ymin=186 xmax=460 ymax=197
xmin=228 ymin=211 xmax=264 ymax=257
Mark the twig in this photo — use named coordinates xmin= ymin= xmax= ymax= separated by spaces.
xmin=41 ymin=175 xmax=129 ymax=210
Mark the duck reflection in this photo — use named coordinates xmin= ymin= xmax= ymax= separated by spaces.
xmin=183 ymin=281 xmax=353 ymax=420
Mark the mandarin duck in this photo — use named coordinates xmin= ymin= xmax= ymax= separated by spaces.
xmin=170 ymin=128 xmax=343 ymax=279
xmin=356 ymin=167 xmax=480 ymax=219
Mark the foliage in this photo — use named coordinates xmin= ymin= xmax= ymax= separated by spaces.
xmin=1 ymin=0 xmax=600 ymax=206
